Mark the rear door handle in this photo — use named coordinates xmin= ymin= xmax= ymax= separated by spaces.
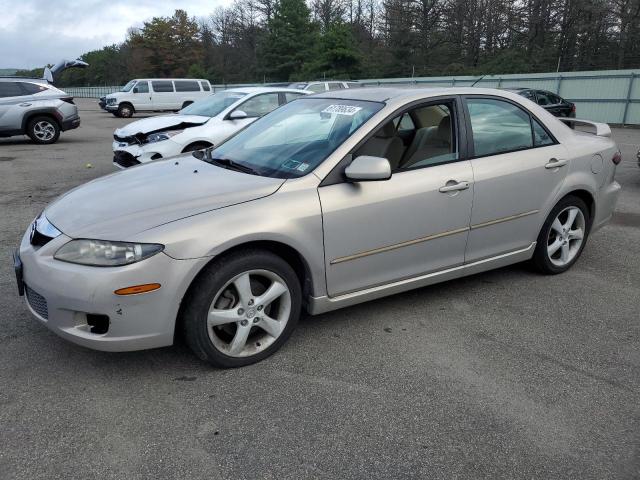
xmin=545 ymin=158 xmax=568 ymax=169
xmin=439 ymin=180 xmax=470 ymax=193
xmin=19 ymin=103 xmax=32 ymax=107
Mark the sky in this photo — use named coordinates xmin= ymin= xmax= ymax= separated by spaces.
xmin=0 ymin=0 xmax=233 ymax=69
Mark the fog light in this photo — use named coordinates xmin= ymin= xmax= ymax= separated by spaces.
xmin=86 ymin=314 xmax=109 ymax=334
xmin=114 ymin=283 xmax=161 ymax=295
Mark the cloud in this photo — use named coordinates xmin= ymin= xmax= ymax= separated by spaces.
xmin=0 ymin=0 xmax=232 ymax=69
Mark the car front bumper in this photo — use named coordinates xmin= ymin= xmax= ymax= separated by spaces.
xmin=17 ymin=228 xmax=205 ymax=352
xmin=112 ymin=140 xmax=182 ymax=169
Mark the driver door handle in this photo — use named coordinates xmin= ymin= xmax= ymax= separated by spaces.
xmin=439 ymin=180 xmax=470 ymax=193
xmin=19 ymin=103 xmax=32 ymax=107
xmin=545 ymin=158 xmax=568 ymax=169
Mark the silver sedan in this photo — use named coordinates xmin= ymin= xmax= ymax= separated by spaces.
xmin=15 ymin=87 xmax=622 ymax=367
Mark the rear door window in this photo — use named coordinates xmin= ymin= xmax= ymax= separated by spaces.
xmin=237 ymin=93 xmax=281 ymax=117
xmin=327 ymin=82 xmax=344 ymax=90
xmin=535 ymin=91 xmax=555 ymax=106
xmin=307 ymin=83 xmax=326 ymax=93
xmin=466 ymin=98 xmax=534 ymax=156
xmin=284 ymin=92 xmax=306 ymax=102
xmin=0 ymin=82 xmax=24 ymax=97
xmin=151 ymin=81 xmax=174 ymax=93
xmin=174 ymin=80 xmax=200 ymax=92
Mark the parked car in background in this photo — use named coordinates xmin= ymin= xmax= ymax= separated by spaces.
xmin=112 ymin=87 xmax=308 ymax=168
xmin=0 ymin=78 xmax=80 ymax=144
xmin=503 ymin=87 xmax=576 ymax=120
xmin=105 ymin=78 xmax=213 ymax=118
xmin=288 ymin=80 xmax=360 ymax=93
xmin=15 ymin=87 xmax=621 ymax=367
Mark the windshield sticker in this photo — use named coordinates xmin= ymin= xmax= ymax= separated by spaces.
xmin=322 ymin=105 xmax=362 ymax=116
xmin=282 ymin=159 xmax=302 ymax=170
xmin=296 ymin=163 xmax=310 ymax=172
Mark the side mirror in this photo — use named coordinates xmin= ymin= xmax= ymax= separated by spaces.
xmin=132 ymin=86 xmax=139 ymax=93
xmin=345 ymin=155 xmax=392 ymax=182
xmin=229 ymin=110 xmax=248 ymax=120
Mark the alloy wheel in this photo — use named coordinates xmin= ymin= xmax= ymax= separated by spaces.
xmin=206 ymin=269 xmax=292 ymax=358
xmin=33 ymin=121 xmax=56 ymax=141
xmin=546 ymin=206 xmax=585 ymax=267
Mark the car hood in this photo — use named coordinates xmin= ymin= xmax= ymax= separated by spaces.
xmin=114 ymin=114 xmax=211 ymax=137
xmin=45 ymin=156 xmax=285 ymax=239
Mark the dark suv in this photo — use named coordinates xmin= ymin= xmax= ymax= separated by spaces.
xmin=503 ymin=88 xmax=576 ymax=119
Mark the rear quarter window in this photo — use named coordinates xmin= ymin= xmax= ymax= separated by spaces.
xmin=200 ymin=81 xmax=211 ymax=92
xmin=174 ymin=80 xmax=200 ymax=92
xmin=0 ymin=82 xmax=24 ymax=97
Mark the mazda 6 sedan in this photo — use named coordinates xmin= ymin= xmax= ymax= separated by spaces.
xmin=14 ymin=87 xmax=621 ymax=367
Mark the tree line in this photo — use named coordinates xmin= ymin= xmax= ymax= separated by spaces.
xmin=16 ymin=0 xmax=640 ymax=86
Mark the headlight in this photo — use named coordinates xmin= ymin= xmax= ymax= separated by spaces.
xmin=146 ymin=130 xmax=184 ymax=144
xmin=54 ymin=239 xmax=164 ymax=266
xmin=106 ymin=98 xmax=116 ymax=105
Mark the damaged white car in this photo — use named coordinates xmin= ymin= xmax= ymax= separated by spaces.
xmin=112 ymin=87 xmax=309 ymax=168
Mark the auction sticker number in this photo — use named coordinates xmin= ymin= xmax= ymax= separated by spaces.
xmin=322 ymin=105 xmax=362 ymax=116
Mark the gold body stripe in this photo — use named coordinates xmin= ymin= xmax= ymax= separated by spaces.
xmin=330 ymin=210 xmax=539 ymax=265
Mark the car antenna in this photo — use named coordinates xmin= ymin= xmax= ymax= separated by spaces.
xmin=471 ymin=75 xmax=486 ymax=87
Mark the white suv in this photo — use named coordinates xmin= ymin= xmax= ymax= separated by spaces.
xmin=105 ymin=78 xmax=213 ymax=118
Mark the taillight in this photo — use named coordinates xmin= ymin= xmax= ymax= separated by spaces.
xmin=612 ymin=152 xmax=622 ymax=165
xmin=61 ymin=97 xmax=75 ymax=104
xmin=571 ymin=104 xmax=576 ymax=113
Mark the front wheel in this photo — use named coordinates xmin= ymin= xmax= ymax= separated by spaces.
xmin=182 ymin=250 xmax=302 ymax=368
xmin=531 ymin=195 xmax=590 ymax=274
xmin=117 ymin=103 xmax=134 ymax=118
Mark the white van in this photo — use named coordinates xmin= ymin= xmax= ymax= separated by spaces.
xmin=105 ymin=78 xmax=212 ymax=117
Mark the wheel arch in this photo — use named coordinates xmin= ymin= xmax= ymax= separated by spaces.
xmin=118 ymin=101 xmax=135 ymax=112
xmin=181 ymin=140 xmax=213 ymax=153
xmin=561 ymin=189 xmax=595 ymax=222
xmin=177 ymin=239 xmax=316 ymax=322
xmin=21 ymin=109 xmax=61 ymax=132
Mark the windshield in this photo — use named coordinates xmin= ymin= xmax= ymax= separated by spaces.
xmin=288 ymin=83 xmax=308 ymax=90
xmin=121 ymin=80 xmax=136 ymax=92
xmin=205 ymin=97 xmax=384 ymax=178
xmin=180 ymin=91 xmax=247 ymax=117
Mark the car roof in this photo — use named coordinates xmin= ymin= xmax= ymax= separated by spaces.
xmin=225 ymin=87 xmax=309 ymax=94
xmin=311 ymin=86 xmax=537 ymax=104
xmin=0 ymin=77 xmax=48 ymax=84
xmin=132 ymin=78 xmax=210 ymax=82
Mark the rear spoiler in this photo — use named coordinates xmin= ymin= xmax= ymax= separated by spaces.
xmin=558 ymin=117 xmax=611 ymax=137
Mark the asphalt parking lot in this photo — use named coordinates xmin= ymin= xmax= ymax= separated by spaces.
xmin=0 ymin=98 xmax=639 ymax=479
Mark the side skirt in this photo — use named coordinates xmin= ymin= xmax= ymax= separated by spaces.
xmin=308 ymin=242 xmax=536 ymax=315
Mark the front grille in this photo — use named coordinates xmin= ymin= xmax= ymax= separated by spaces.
xmin=26 ymin=285 xmax=48 ymax=319
xmin=113 ymin=150 xmax=141 ymax=168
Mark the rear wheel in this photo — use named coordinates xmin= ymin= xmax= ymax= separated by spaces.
xmin=182 ymin=250 xmax=301 ymax=368
xmin=27 ymin=116 xmax=60 ymax=144
xmin=117 ymin=103 xmax=134 ymax=118
xmin=531 ymin=195 xmax=590 ymax=274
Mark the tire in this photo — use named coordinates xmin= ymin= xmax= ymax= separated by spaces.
xmin=531 ymin=195 xmax=591 ymax=274
xmin=182 ymin=142 xmax=211 ymax=153
xmin=117 ymin=103 xmax=134 ymax=118
xmin=27 ymin=116 xmax=60 ymax=144
xmin=182 ymin=249 xmax=302 ymax=368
